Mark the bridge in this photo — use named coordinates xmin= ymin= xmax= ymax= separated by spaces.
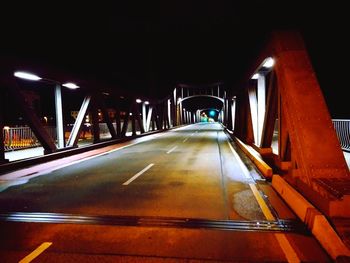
xmin=1 ymin=31 xmax=349 ymax=262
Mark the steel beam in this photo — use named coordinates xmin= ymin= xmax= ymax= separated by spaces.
xmin=146 ymin=106 xmax=153 ymax=132
xmin=54 ymin=84 xmax=65 ymax=148
xmin=67 ymin=96 xmax=91 ymax=147
xmin=96 ymin=93 xmax=117 ymax=139
xmin=0 ymin=91 xmax=8 ymax=163
xmin=248 ymin=86 xmax=258 ymax=144
xmin=121 ymin=106 xmax=130 ymax=137
xmin=257 ymin=74 xmax=266 ymax=145
xmin=261 ymin=72 xmax=277 ymax=148
xmin=6 ymin=80 xmax=57 ymax=154
xmin=134 ymin=102 xmax=145 ymax=134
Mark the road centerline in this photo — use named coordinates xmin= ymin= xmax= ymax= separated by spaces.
xmin=166 ymin=146 xmax=178 ymax=154
xmin=122 ymin=163 xmax=154 ymax=185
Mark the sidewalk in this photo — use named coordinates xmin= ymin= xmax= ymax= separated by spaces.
xmin=4 ymin=132 xmax=142 ymax=162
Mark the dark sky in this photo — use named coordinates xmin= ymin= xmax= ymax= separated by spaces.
xmin=1 ymin=1 xmax=349 ymax=117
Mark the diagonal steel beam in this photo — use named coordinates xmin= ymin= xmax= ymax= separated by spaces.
xmin=5 ymin=80 xmax=57 ymax=154
xmin=67 ymin=96 xmax=91 ymax=147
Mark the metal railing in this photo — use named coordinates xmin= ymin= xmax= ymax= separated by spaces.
xmin=3 ymin=126 xmax=56 ymax=152
xmin=333 ymin=119 xmax=350 ymax=152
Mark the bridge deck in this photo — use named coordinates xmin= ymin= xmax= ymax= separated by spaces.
xmin=0 ymin=123 xmax=331 ymax=262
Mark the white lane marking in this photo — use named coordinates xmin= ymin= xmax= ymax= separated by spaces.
xmin=1 ymin=133 xmax=165 ymax=181
xmin=183 ymin=138 xmax=188 ymax=143
xmin=227 ymin=142 xmax=300 ymax=262
xmin=166 ymin=146 xmax=178 ymax=154
xmin=227 ymin=142 xmax=251 ymax=180
xmin=122 ymin=163 xmax=154 ymax=185
xmin=19 ymin=242 xmax=52 ymax=263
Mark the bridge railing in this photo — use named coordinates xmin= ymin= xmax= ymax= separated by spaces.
xmin=333 ymin=119 xmax=350 ymax=152
xmin=2 ymin=126 xmax=56 ymax=151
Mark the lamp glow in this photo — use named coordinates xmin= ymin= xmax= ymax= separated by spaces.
xmin=144 ymin=101 xmax=149 ymax=105
xmin=136 ymin=99 xmax=142 ymax=103
xmin=262 ymin=57 xmax=275 ymax=68
xmin=251 ymin=73 xmax=259 ymax=80
xmin=14 ymin=71 xmax=42 ymax=81
xmin=62 ymin=82 xmax=79 ymax=89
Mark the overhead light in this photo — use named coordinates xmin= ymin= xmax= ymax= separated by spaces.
xmin=136 ymin=99 xmax=142 ymax=103
xmin=262 ymin=57 xmax=275 ymax=68
xmin=14 ymin=71 xmax=42 ymax=81
xmin=62 ymin=82 xmax=79 ymax=89
xmin=251 ymin=73 xmax=259 ymax=80
xmin=144 ymin=101 xmax=149 ymax=105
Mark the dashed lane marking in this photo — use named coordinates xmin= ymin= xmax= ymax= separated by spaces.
xmin=122 ymin=163 xmax=154 ymax=185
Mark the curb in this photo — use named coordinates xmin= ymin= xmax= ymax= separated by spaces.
xmin=228 ymin=133 xmax=350 ymax=260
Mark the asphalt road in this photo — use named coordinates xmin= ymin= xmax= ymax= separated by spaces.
xmin=0 ymin=123 xmax=331 ymax=262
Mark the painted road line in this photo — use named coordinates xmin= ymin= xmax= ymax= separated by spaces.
xmin=122 ymin=163 xmax=154 ymax=185
xmin=19 ymin=242 xmax=52 ymax=263
xmin=227 ymin=142 xmax=251 ymax=180
xmin=227 ymin=141 xmax=300 ymax=262
xmin=183 ymin=138 xmax=188 ymax=143
xmin=166 ymin=146 xmax=178 ymax=154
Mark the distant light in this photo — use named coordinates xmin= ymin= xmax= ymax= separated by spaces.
xmin=209 ymin=110 xmax=216 ymax=117
xmin=262 ymin=57 xmax=275 ymax=68
xmin=120 ymin=96 xmax=125 ymax=99
xmin=144 ymin=101 xmax=149 ymax=105
xmin=102 ymin=92 xmax=110 ymax=96
xmin=251 ymin=73 xmax=259 ymax=80
xmin=177 ymin=98 xmax=182 ymax=103
xmin=3 ymin=126 xmax=10 ymax=130
xmin=62 ymin=82 xmax=79 ymax=89
xmin=136 ymin=99 xmax=142 ymax=103
xmin=14 ymin=71 xmax=42 ymax=81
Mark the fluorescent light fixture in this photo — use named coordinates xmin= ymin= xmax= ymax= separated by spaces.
xmin=62 ymin=82 xmax=79 ymax=89
xmin=144 ymin=101 xmax=150 ymax=105
xmin=136 ymin=99 xmax=142 ymax=103
xmin=251 ymin=73 xmax=259 ymax=80
xmin=262 ymin=57 xmax=275 ymax=68
xmin=14 ymin=71 xmax=42 ymax=81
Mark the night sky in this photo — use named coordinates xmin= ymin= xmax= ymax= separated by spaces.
xmin=1 ymin=1 xmax=349 ymax=117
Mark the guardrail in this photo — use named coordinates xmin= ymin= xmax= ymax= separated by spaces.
xmin=333 ymin=119 xmax=350 ymax=152
xmin=3 ymin=126 xmax=56 ymax=152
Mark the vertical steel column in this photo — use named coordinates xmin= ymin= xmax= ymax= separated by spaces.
xmin=257 ymin=74 xmax=266 ymax=145
xmin=217 ymin=86 xmax=220 ymax=97
xmin=135 ymin=102 xmax=145 ymax=134
xmin=231 ymin=98 xmax=236 ymax=131
xmin=115 ymin=108 xmax=121 ymax=137
xmin=0 ymin=93 xmax=8 ymax=163
xmin=142 ymin=102 xmax=147 ymax=131
xmin=91 ymin=97 xmax=100 ymax=143
xmin=131 ymin=103 xmax=137 ymax=136
xmin=248 ymin=86 xmax=258 ymax=144
xmin=173 ymin=88 xmax=177 ymax=126
xmin=121 ymin=106 xmax=130 ymax=137
xmin=54 ymin=84 xmax=65 ymax=148
xmin=167 ymin=99 xmax=172 ymax=128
